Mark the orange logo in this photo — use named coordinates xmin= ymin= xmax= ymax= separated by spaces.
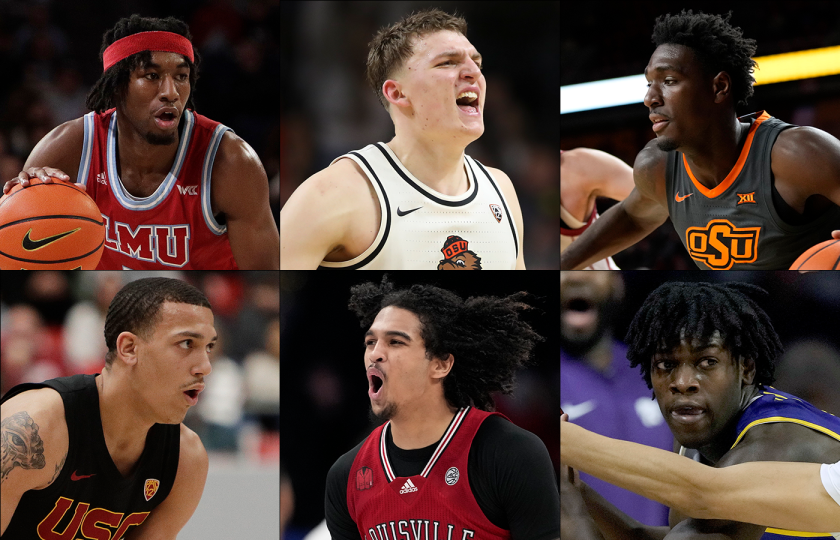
xmin=737 ymin=192 xmax=756 ymax=204
xmin=437 ymin=235 xmax=482 ymax=269
xmin=675 ymin=191 xmax=693 ymax=202
xmin=685 ymin=219 xmax=760 ymax=269
xmin=144 ymin=479 xmax=160 ymax=502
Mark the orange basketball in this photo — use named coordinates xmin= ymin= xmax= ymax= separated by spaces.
xmin=789 ymin=239 xmax=840 ymax=270
xmin=0 ymin=177 xmax=105 ymax=269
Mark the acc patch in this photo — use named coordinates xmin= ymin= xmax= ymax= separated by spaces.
xmin=144 ymin=479 xmax=160 ymax=502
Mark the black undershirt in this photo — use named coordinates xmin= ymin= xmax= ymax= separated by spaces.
xmin=325 ymin=415 xmax=560 ymax=540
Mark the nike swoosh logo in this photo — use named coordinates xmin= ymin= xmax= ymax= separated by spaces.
xmin=675 ymin=192 xmax=693 ymax=202
xmin=22 ymin=228 xmax=81 ymax=251
xmin=70 ymin=471 xmax=96 ymax=481
xmin=561 ymin=400 xmax=597 ymax=421
xmin=397 ymin=206 xmax=422 ymax=217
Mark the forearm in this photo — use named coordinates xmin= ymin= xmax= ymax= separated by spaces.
xmin=580 ymin=482 xmax=669 ymax=540
xmin=562 ymin=423 xmax=700 ymax=515
xmin=560 ymin=201 xmax=658 ymax=270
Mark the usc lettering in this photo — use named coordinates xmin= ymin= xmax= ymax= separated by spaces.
xmin=37 ymin=497 xmax=149 ymax=540
xmin=685 ymin=219 xmax=760 ymax=270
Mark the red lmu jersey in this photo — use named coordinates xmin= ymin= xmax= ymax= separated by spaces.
xmin=78 ymin=108 xmax=238 ymax=269
xmin=347 ymin=407 xmax=511 ymax=540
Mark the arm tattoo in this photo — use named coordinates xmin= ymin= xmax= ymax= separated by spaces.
xmin=1 ymin=411 xmax=47 ymax=484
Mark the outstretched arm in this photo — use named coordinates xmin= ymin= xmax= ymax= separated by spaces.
xmin=561 ymin=421 xmax=840 ymax=532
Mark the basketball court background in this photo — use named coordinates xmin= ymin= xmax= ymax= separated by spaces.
xmin=0 ymin=271 xmax=280 ymax=538
xmin=561 ymin=1 xmax=840 ymax=269
xmin=281 ymin=1 xmax=561 ymax=269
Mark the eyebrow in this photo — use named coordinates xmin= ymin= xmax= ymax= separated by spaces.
xmin=431 ymin=50 xmax=483 ymax=64
xmin=174 ymin=331 xmax=218 ymax=342
xmin=142 ymin=61 xmax=190 ymax=70
xmin=364 ymin=329 xmax=412 ymax=341
xmin=644 ymin=64 xmax=683 ymax=77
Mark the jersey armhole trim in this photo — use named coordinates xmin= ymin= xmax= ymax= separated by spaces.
xmin=201 ymin=124 xmax=231 ymax=235
xmin=78 ymin=112 xmax=96 ymax=188
xmin=472 ymin=158 xmax=519 ymax=259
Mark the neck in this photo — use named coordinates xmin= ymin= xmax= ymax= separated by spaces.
xmin=389 ymin=397 xmax=459 ymax=450
xmin=115 ymin=110 xmax=179 ymax=178
xmin=682 ymin=115 xmax=748 ymax=189
xmin=386 ymin=136 xmax=468 ymax=196
xmin=96 ymin=369 xmax=155 ymax=458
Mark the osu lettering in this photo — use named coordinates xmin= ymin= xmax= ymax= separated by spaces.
xmin=685 ymin=219 xmax=760 ymax=270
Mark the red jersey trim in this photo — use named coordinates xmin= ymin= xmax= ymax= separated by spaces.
xmin=560 ymin=205 xmax=597 ymax=236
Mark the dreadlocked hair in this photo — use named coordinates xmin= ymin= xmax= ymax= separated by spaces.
xmin=348 ymin=276 xmax=544 ymax=411
xmin=652 ymin=10 xmax=757 ymax=108
xmin=625 ymin=281 xmax=780 ymax=390
xmin=104 ymin=277 xmax=211 ymax=366
xmin=86 ymin=14 xmax=200 ymax=113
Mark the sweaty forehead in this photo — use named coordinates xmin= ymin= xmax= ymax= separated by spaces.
xmin=645 ymin=44 xmax=694 ymax=75
xmin=412 ymin=30 xmax=474 ymax=62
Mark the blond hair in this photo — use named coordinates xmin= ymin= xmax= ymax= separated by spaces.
xmin=365 ymin=8 xmax=468 ymax=112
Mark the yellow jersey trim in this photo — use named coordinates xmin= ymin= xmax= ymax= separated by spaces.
xmin=731 ymin=416 xmax=840 ymax=449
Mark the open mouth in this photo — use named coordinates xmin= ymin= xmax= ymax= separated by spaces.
xmin=368 ymin=373 xmax=384 ymax=400
xmin=185 ymin=389 xmax=199 ymax=399
xmin=671 ymin=406 xmax=705 ymax=424
xmin=456 ymin=92 xmax=480 ymax=115
xmin=154 ymin=110 xmax=178 ymax=129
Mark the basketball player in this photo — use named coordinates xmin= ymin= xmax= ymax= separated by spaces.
xmin=325 ymin=277 xmax=560 ymax=538
xmin=563 ymin=281 xmax=840 ymax=540
xmin=561 ymin=10 xmax=840 ymax=270
xmin=3 ymin=15 xmax=279 ymax=270
xmin=560 ymin=419 xmax=840 ymax=533
xmin=1 ymin=278 xmax=214 ymax=537
xmin=561 ymin=148 xmax=634 ymax=269
xmin=280 ymin=9 xmax=525 ymax=270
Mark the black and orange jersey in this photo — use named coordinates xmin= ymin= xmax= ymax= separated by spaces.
xmin=0 ymin=374 xmax=179 ymax=539
xmin=665 ymin=111 xmax=840 ymax=269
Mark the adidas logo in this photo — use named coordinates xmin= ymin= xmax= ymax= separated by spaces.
xmin=399 ymin=479 xmax=418 ymax=494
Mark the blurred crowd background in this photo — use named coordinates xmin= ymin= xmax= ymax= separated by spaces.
xmin=0 ymin=0 xmax=280 ymax=230
xmin=280 ymin=271 xmax=560 ymax=539
xmin=561 ymin=1 xmax=840 ymax=268
xmin=0 ymin=270 xmax=280 ymax=466
xmin=281 ymin=1 xmax=560 ymax=269
xmin=561 ymin=271 xmax=840 ymax=526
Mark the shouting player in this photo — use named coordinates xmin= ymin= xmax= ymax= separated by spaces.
xmin=325 ymin=277 xmax=560 ymax=539
xmin=281 ymin=9 xmax=525 ymax=270
xmin=561 ymin=10 xmax=840 ymax=270
xmin=1 ymin=277 xmax=215 ymax=538
xmin=3 ymin=15 xmax=280 ymax=269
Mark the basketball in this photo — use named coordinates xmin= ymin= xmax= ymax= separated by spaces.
xmin=789 ymin=239 xmax=840 ymax=270
xmin=0 ymin=177 xmax=105 ymax=269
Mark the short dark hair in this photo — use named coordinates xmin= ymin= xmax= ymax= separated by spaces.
xmin=651 ymin=9 xmax=758 ymax=108
xmin=348 ymin=276 xmax=544 ymax=411
xmin=625 ymin=281 xmax=780 ymax=389
xmin=86 ymin=14 xmax=200 ymax=113
xmin=104 ymin=277 xmax=211 ymax=366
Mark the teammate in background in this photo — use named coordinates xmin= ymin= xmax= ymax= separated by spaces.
xmin=560 ymin=418 xmax=840 ymax=533
xmin=3 ymin=15 xmax=279 ymax=270
xmin=1 ymin=278 xmax=213 ymax=538
xmin=561 ymin=10 xmax=840 ymax=270
xmin=560 ymin=271 xmax=671 ymax=526
xmin=325 ymin=277 xmax=560 ymax=539
xmin=281 ymin=8 xmax=525 ymax=270
xmin=561 ymin=148 xmax=634 ymax=269
xmin=563 ymin=281 xmax=840 ymax=540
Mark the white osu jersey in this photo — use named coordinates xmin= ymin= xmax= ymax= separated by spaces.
xmin=318 ymin=142 xmax=519 ymax=270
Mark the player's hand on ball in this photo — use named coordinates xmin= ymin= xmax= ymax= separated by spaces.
xmin=832 ymin=230 xmax=840 ymax=240
xmin=4 ymin=167 xmax=81 ymax=194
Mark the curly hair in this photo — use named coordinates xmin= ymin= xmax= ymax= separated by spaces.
xmin=104 ymin=277 xmax=211 ymax=366
xmin=348 ymin=276 xmax=543 ymax=411
xmin=366 ymin=8 xmax=468 ymax=112
xmin=86 ymin=14 xmax=200 ymax=113
xmin=625 ymin=281 xmax=780 ymax=390
xmin=651 ymin=9 xmax=758 ymax=108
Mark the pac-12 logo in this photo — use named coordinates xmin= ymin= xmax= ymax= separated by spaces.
xmin=685 ymin=219 xmax=760 ymax=269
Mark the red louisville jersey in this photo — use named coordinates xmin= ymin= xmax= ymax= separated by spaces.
xmin=347 ymin=407 xmax=512 ymax=540
xmin=78 ymin=108 xmax=238 ymax=269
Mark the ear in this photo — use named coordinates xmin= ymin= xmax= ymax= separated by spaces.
xmin=740 ymin=356 xmax=756 ymax=385
xmin=430 ymin=353 xmax=454 ymax=381
xmin=115 ymin=331 xmax=141 ymax=366
xmin=382 ymin=79 xmax=409 ymax=110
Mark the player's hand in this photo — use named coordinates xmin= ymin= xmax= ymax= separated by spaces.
xmin=3 ymin=167 xmax=80 ymax=195
xmin=832 ymin=230 xmax=840 ymax=240
xmin=559 ymin=410 xmax=579 ymax=484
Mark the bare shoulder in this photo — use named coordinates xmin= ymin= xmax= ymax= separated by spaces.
xmin=632 ymin=138 xmax=668 ymax=203
xmin=718 ymin=421 xmax=840 ymax=466
xmin=179 ymin=423 xmax=208 ymax=463
xmin=24 ymin=117 xmax=86 ymax=180
xmin=773 ymin=125 xmax=840 ymax=178
xmin=1 ymin=388 xmax=68 ymax=493
xmin=215 ymin=130 xmax=267 ymax=177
